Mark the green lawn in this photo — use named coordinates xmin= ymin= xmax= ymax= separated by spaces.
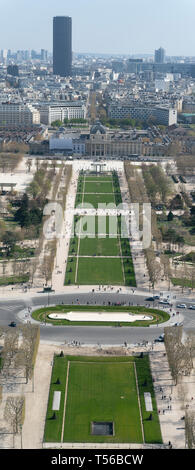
xmin=32 ymin=304 xmax=170 ymax=327
xmin=65 ymin=257 xmax=77 ymax=285
xmin=44 ymin=356 xmax=68 ymax=443
xmin=171 ymin=277 xmax=195 ymax=288
xmin=63 ymin=361 xmax=142 ymax=443
xmin=136 ymin=356 xmax=162 ymax=444
xmin=0 ymin=274 xmax=29 ymax=286
xmin=76 ymin=257 xmax=124 ymax=284
xmin=123 ymin=257 xmax=136 ymax=286
xmin=84 ymin=176 xmax=113 ymax=182
xmin=74 ymin=215 xmax=119 ymax=238
xmin=44 ymin=355 xmax=162 ymax=445
xmin=84 ymin=181 xmax=114 ymax=194
xmin=65 ymin=172 xmax=136 ymax=286
xmin=83 ymin=193 xmax=115 ymax=209
xmin=79 ymin=236 xmax=121 ymax=256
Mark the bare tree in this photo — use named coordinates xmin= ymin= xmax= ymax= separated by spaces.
xmin=1 ymin=329 xmax=19 ymax=377
xmin=4 ymin=395 xmax=25 ymax=446
xmin=160 ymin=253 xmax=171 ymax=288
xmin=164 ymin=326 xmax=193 ymax=386
xmin=185 ymin=411 xmax=195 ymax=448
xmin=144 ymin=247 xmax=161 ymax=290
xmin=15 ymin=325 xmax=40 ymax=391
xmin=28 ymin=258 xmax=38 ymax=285
xmin=26 ymin=159 xmax=32 ymax=173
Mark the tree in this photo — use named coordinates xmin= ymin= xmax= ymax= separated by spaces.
xmin=28 ymin=258 xmax=38 ymax=284
xmin=1 ymin=329 xmax=19 ymax=377
xmin=51 ymin=120 xmax=62 ymax=128
xmin=160 ymin=253 xmax=171 ymax=287
xmin=26 ymin=159 xmax=32 ymax=173
xmin=40 ymin=255 xmax=53 ymax=285
xmin=164 ymin=326 xmax=193 ymax=386
xmin=1 ymin=231 xmax=21 ymax=257
xmin=144 ymin=248 xmax=161 ymax=289
xmin=167 ymin=211 xmax=174 ymax=222
xmin=14 ymin=193 xmax=30 ymax=227
xmin=185 ymin=412 xmax=195 ymax=448
xmin=4 ymin=396 xmax=25 ymax=440
xmin=15 ymin=324 xmax=40 ymax=391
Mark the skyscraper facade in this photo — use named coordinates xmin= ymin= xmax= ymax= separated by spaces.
xmin=53 ymin=16 xmax=72 ymax=77
xmin=154 ymin=47 xmax=165 ymax=64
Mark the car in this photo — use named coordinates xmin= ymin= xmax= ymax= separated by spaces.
xmin=158 ymin=300 xmax=170 ymax=305
xmin=145 ymin=297 xmax=155 ymax=301
xmin=8 ymin=321 xmax=16 ymax=327
xmin=153 ymin=295 xmax=160 ymax=299
xmin=176 ymin=304 xmax=186 ymax=308
xmin=154 ymin=334 xmax=164 ymax=343
xmin=189 ymin=305 xmax=195 ymax=310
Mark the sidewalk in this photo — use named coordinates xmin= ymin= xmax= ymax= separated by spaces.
xmin=149 ymin=345 xmax=195 ymax=449
xmin=52 ymin=168 xmax=78 ymax=291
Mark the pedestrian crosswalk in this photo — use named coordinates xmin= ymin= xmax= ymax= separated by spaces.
xmin=0 ymin=303 xmax=24 ymax=312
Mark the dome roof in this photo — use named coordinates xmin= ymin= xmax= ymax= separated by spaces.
xmin=90 ymin=120 xmax=107 ymax=135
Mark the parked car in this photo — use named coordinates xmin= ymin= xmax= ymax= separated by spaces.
xmin=176 ymin=304 xmax=186 ymax=308
xmin=189 ymin=305 xmax=195 ymax=310
xmin=154 ymin=334 xmax=164 ymax=343
xmin=8 ymin=321 xmax=16 ymax=327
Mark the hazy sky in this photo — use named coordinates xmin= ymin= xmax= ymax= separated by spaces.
xmin=0 ymin=0 xmax=195 ymax=56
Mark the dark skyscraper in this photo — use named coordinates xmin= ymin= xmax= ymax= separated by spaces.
xmin=53 ymin=16 xmax=72 ymax=77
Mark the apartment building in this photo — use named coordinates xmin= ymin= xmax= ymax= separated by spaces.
xmin=39 ymin=102 xmax=86 ymax=125
xmin=108 ymin=103 xmax=177 ymax=126
xmin=0 ymin=103 xmax=40 ymax=127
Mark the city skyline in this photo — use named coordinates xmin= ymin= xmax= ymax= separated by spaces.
xmin=0 ymin=0 xmax=195 ymax=56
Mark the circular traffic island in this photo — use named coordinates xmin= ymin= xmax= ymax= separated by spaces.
xmin=32 ymin=304 xmax=170 ymax=327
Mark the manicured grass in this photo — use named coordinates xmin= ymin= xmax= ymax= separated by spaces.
xmin=63 ymin=361 xmax=142 ymax=443
xmin=74 ymin=215 xmax=119 ymax=238
xmin=44 ymin=355 xmax=162 ymax=445
xmin=79 ymin=236 xmax=121 ymax=257
xmin=84 ymin=176 xmax=113 ymax=182
xmin=65 ymin=257 xmax=77 ymax=285
xmin=84 ymin=181 xmax=114 ymax=194
xmin=32 ymin=304 xmax=170 ymax=326
xmin=76 ymin=257 xmax=124 ymax=285
xmin=83 ymin=193 xmax=115 ymax=209
xmin=136 ymin=356 xmax=162 ymax=444
xmin=171 ymin=277 xmax=195 ymax=288
xmin=43 ymin=356 xmax=68 ymax=443
xmin=68 ymin=236 xmax=79 ymax=255
xmin=0 ymin=274 xmax=29 ymax=286
xmin=123 ymin=257 xmax=137 ymax=287
xmin=65 ymin=172 xmax=136 ymax=286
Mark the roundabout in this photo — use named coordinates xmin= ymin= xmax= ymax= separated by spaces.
xmin=0 ymin=289 xmax=190 ymax=346
xmin=31 ymin=302 xmax=170 ymax=328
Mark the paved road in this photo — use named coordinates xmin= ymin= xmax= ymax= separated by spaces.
xmin=0 ymin=290 xmax=195 ymax=345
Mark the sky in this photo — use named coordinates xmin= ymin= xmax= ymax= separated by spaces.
xmin=0 ymin=0 xmax=195 ymax=56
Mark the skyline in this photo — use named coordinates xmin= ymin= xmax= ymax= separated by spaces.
xmin=0 ymin=0 xmax=195 ymax=56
